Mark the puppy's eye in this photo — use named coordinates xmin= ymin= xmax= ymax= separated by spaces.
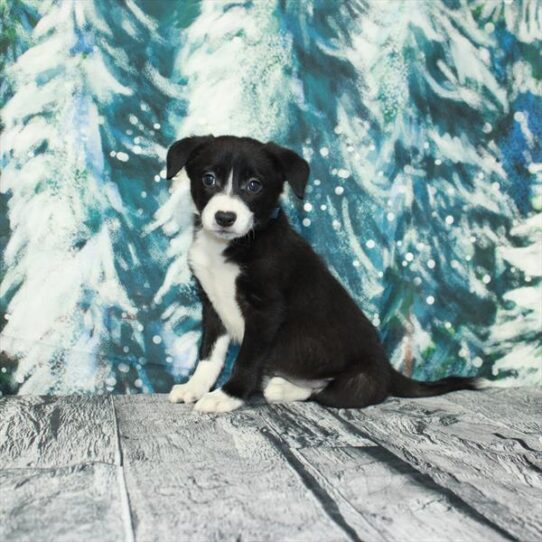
xmin=246 ymin=179 xmax=262 ymax=193
xmin=202 ymin=173 xmax=216 ymax=187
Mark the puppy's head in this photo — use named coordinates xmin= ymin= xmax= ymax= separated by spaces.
xmin=166 ymin=135 xmax=309 ymax=241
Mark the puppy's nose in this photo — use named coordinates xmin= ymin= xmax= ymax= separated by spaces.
xmin=215 ymin=211 xmax=237 ymax=227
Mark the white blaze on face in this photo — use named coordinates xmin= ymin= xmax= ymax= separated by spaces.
xmin=201 ymin=168 xmax=254 ymax=239
xmin=224 ymin=169 xmax=234 ymax=195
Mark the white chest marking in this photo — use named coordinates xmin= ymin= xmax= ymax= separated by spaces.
xmin=188 ymin=229 xmax=245 ymax=343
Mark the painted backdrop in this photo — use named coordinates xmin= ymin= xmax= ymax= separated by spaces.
xmin=1 ymin=0 xmax=541 ymax=395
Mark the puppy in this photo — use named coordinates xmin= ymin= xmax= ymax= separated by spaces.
xmin=168 ymin=135 xmax=481 ymax=412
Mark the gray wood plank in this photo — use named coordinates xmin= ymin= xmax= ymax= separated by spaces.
xmin=336 ymin=390 xmax=542 ymax=541
xmin=432 ymin=387 xmax=542 ymax=473
xmin=114 ymin=395 xmax=351 ymax=542
xmin=260 ymin=402 xmax=375 ymax=449
xmin=442 ymin=387 xmax=542 ymax=442
xmin=1 ymin=391 xmax=538 ymax=541
xmin=297 ymin=446 xmax=510 ymax=542
xmin=0 ymin=395 xmax=117 ymax=468
xmin=0 ymin=464 xmax=125 ymax=542
xmin=264 ymin=404 xmax=510 ymax=542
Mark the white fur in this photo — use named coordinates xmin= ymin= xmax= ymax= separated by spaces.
xmin=225 ymin=169 xmax=234 ymax=195
xmin=194 ymin=388 xmax=244 ymax=413
xmin=169 ymin=334 xmax=230 ymax=403
xmin=263 ymin=376 xmax=328 ymax=403
xmin=188 ymin=229 xmax=245 ymax=342
xmin=200 ymin=169 xmax=254 ymax=239
xmin=201 ymin=193 xmax=254 ymax=239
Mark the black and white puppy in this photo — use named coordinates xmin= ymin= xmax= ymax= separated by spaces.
xmin=168 ymin=135 xmax=481 ymax=413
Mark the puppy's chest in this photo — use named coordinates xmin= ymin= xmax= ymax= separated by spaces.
xmin=188 ymin=231 xmax=245 ymax=343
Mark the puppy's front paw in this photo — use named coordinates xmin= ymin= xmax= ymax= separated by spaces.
xmin=194 ymin=389 xmax=243 ymax=413
xmin=169 ymin=380 xmax=209 ymax=404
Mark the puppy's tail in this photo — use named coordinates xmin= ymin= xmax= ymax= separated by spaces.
xmin=389 ymin=368 xmax=487 ymax=398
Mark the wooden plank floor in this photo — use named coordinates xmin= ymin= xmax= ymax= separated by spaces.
xmin=0 ymin=388 xmax=540 ymax=541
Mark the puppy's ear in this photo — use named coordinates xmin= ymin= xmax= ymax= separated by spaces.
xmin=264 ymin=142 xmax=310 ymax=199
xmin=166 ymin=135 xmax=213 ymax=179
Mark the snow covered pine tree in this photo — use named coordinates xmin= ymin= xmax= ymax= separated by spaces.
xmin=356 ymin=0 xmax=522 ymax=381
xmin=0 ymin=0 xmax=174 ymax=393
xmin=477 ymin=0 xmax=542 ymax=385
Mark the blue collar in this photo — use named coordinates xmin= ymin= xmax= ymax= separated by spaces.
xmin=270 ymin=206 xmax=281 ymax=219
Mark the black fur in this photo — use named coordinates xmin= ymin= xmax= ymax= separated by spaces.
xmin=167 ymin=135 xmax=480 ymax=408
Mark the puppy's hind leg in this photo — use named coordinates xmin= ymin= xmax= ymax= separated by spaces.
xmin=312 ymin=372 xmax=388 ymax=409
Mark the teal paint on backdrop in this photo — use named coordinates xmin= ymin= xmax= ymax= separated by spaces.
xmin=0 ymin=0 xmax=540 ymax=395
